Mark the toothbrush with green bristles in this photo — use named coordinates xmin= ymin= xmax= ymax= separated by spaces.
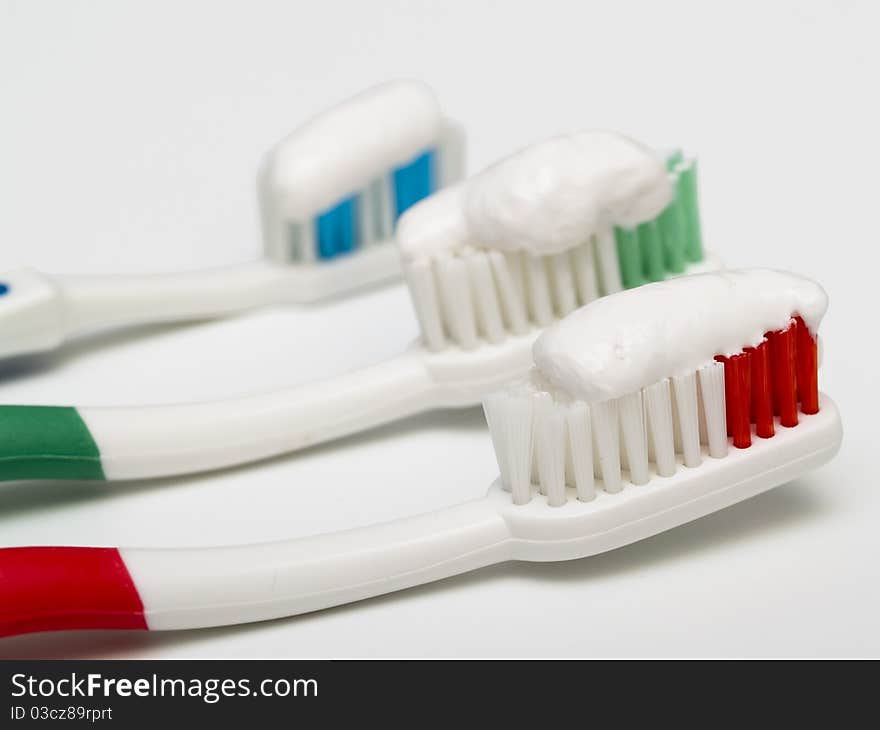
xmin=0 ymin=131 xmax=717 ymax=484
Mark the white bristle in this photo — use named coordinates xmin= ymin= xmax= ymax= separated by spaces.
xmin=698 ymin=361 xmax=729 ymax=459
xmin=594 ymin=229 xmax=623 ymax=295
xmin=374 ymin=176 xmax=394 ymax=241
xmin=591 ymin=399 xmax=622 ymax=493
xmin=644 ymin=379 xmax=676 ymax=477
xmin=672 ymin=372 xmax=702 ymax=468
xmin=503 ymin=251 xmax=528 ymax=308
xmin=358 ymin=184 xmax=376 ymax=248
xmin=531 ymin=392 xmax=550 ymax=496
xmin=483 ymin=392 xmax=534 ymax=505
xmin=524 ymin=254 xmax=555 ymax=326
xmin=563 ymin=433 xmax=575 ymax=487
xmin=619 ymin=391 xmax=649 ymax=486
xmin=571 ymin=240 xmax=600 ymax=305
xmin=697 ymin=376 xmax=709 ymax=445
xmin=269 ymin=219 xmax=287 ymax=261
xmin=566 ymin=401 xmax=595 ymax=502
xmin=404 ymin=259 xmax=446 ymax=352
xmin=482 ymin=394 xmax=507 ymax=485
xmin=466 ymin=251 xmax=505 ymax=344
xmin=488 ymin=250 xmax=529 ymax=335
xmin=671 ymin=381 xmax=683 ymax=455
xmin=292 ymin=221 xmax=316 ymax=263
xmin=549 ymin=252 xmax=578 ymax=316
xmin=533 ymin=393 xmax=567 ymax=506
xmin=436 ymin=257 xmax=479 ymax=350
xmin=262 ymin=204 xmax=285 ymax=260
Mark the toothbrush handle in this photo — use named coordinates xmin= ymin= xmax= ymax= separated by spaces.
xmin=0 ymin=353 xmax=438 ymax=482
xmin=0 ymin=264 xmax=296 ymax=360
xmin=58 ymin=261 xmax=297 ymax=332
xmin=0 ymin=500 xmax=509 ymax=636
xmin=0 ymin=247 xmax=403 ymax=360
xmin=0 ymin=547 xmax=148 ymax=637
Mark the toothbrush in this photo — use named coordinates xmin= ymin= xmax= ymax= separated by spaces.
xmin=0 ymin=80 xmax=465 ymax=361
xmin=0 ymin=269 xmax=841 ymax=637
xmin=0 ymin=130 xmax=718 ymax=483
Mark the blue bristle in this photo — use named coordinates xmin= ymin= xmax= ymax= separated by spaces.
xmin=315 ymin=193 xmax=360 ymax=260
xmin=392 ymin=148 xmax=435 ymax=218
xmin=337 ymin=196 xmax=359 ymax=254
xmin=312 ymin=148 xmax=436 ymax=261
xmin=315 ymin=208 xmax=338 ymax=259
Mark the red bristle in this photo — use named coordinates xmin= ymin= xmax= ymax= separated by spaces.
xmin=767 ymin=322 xmax=799 ymax=427
xmin=714 ymin=314 xmax=815 ymax=441
xmin=748 ymin=340 xmax=775 ymax=439
xmin=795 ymin=316 xmax=819 ymax=414
xmin=716 ymin=351 xmax=752 ymax=449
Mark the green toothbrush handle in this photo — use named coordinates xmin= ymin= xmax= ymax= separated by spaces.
xmin=0 ymin=406 xmax=104 ymax=481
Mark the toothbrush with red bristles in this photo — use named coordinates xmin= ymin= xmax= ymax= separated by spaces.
xmin=0 ymin=269 xmax=840 ymax=638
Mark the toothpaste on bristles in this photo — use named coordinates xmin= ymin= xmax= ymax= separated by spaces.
xmin=397 ymin=130 xmax=700 ymax=353
xmin=484 ymin=269 xmax=828 ymax=506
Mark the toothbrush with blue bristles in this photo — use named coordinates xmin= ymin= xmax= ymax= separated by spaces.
xmin=0 ymin=80 xmax=465 ymax=361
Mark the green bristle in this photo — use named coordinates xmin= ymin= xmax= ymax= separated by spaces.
xmin=665 ymin=149 xmax=684 ymax=171
xmin=658 ymin=193 xmax=687 ymax=274
xmin=677 ymin=160 xmax=704 ymax=262
xmin=614 ymin=151 xmax=704 ymax=288
xmin=615 ymin=227 xmax=644 ymax=289
xmin=636 ymin=219 xmax=666 ymax=281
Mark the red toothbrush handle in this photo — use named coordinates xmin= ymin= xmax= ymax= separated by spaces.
xmin=0 ymin=546 xmax=147 ymax=638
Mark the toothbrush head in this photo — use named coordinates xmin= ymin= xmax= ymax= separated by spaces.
xmin=259 ymin=80 xmax=465 ymax=268
xmin=534 ymin=268 xmax=828 ymax=404
xmin=483 ymin=268 xmax=838 ymax=510
xmin=397 ymin=130 xmax=712 ymax=353
xmin=463 ymin=130 xmax=672 ymax=255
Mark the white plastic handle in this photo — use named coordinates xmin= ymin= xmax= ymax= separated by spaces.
xmin=0 ymin=247 xmax=403 ymax=360
xmin=59 ymin=262 xmax=298 ymax=332
xmin=0 ymin=264 xmax=291 ymax=359
xmin=81 ymin=352 xmax=439 ymax=480
xmin=121 ymin=499 xmax=510 ymax=631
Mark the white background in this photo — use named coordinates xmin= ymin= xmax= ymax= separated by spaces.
xmin=1 ymin=0 xmax=878 ymax=658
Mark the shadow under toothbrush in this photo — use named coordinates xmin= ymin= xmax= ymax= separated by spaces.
xmin=0 ymin=478 xmax=829 ymax=660
xmin=0 ymin=406 xmax=490 ymax=520
xmin=0 ymin=320 xmax=217 ymax=384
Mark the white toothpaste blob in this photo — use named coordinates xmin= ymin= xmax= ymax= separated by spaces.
xmin=396 ymin=184 xmax=470 ymax=262
xmin=533 ymin=269 xmax=828 ymax=403
xmin=463 ymin=130 xmax=673 ymax=255
xmin=265 ymin=80 xmax=442 ymax=218
xmin=396 ymin=129 xmax=673 ymax=263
